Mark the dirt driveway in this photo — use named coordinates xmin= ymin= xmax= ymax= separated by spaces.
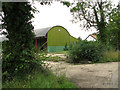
xmin=46 ymin=61 xmax=118 ymax=88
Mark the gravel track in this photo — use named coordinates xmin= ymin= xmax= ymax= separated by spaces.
xmin=46 ymin=61 xmax=118 ymax=88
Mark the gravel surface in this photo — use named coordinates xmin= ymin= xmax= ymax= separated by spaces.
xmin=46 ymin=54 xmax=67 ymax=58
xmin=46 ymin=61 xmax=118 ymax=88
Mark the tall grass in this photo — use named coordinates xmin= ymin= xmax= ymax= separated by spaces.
xmin=98 ymin=50 xmax=119 ymax=63
xmin=3 ymin=70 xmax=76 ymax=88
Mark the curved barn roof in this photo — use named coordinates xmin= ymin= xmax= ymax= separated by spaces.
xmin=34 ymin=26 xmax=71 ymax=38
xmin=34 ymin=25 xmax=78 ymax=40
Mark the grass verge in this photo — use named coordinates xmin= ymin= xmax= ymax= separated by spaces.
xmin=3 ymin=69 xmax=76 ymax=88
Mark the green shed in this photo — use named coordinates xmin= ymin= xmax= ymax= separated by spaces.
xmin=34 ymin=25 xmax=78 ymax=52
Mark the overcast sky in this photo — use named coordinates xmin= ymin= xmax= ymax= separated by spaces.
xmin=32 ymin=1 xmax=98 ymax=39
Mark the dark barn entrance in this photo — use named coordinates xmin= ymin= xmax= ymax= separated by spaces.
xmin=34 ymin=37 xmax=47 ymax=50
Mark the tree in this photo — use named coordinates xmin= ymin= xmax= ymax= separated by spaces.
xmin=106 ymin=3 xmax=120 ymax=50
xmin=62 ymin=0 xmax=114 ymax=44
xmin=2 ymin=2 xmax=39 ymax=79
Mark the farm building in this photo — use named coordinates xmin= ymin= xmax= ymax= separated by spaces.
xmin=34 ymin=25 xmax=78 ymax=52
xmin=85 ymin=34 xmax=97 ymax=41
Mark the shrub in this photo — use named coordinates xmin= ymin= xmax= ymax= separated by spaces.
xmin=2 ymin=41 xmax=47 ymax=81
xmin=69 ymin=40 xmax=105 ymax=63
xmin=64 ymin=43 xmax=69 ymax=51
xmin=69 ymin=43 xmax=73 ymax=50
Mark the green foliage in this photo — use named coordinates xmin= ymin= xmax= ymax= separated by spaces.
xmin=3 ymin=70 xmax=77 ymax=88
xmin=63 ymin=1 xmax=116 ymax=44
xmin=2 ymin=2 xmax=43 ymax=80
xmin=106 ymin=4 xmax=120 ymax=50
xmin=39 ymin=41 xmax=47 ymax=51
xmin=78 ymin=37 xmax=82 ymax=41
xmin=61 ymin=1 xmax=70 ymax=7
xmin=98 ymin=50 xmax=119 ymax=63
xmin=64 ymin=43 xmax=69 ymax=51
xmin=48 ymin=51 xmax=69 ymax=54
xmin=46 ymin=56 xmax=63 ymax=62
xmin=69 ymin=43 xmax=73 ymax=50
xmin=69 ymin=40 xmax=105 ymax=63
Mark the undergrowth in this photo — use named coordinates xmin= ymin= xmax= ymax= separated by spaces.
xmin=98 ymin=50 xmax=119 ymax=63
xmin=3 ymin=69 xmax=76 ymax=88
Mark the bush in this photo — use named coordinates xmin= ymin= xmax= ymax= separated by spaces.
xmin=69 ymin=40 xmax=105 ymax=63
xmin=64 ymin=43 xmax=69 ymax=51
xmin=2 ymin=40 xmax=47 ymax=81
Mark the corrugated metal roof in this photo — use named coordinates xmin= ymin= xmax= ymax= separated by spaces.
xmin=0 ymin=27 xmax=52 ymax=41
xmin=34 ymin=27 xmax=51 ymax=37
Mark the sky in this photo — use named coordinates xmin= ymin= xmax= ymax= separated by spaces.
xmin=32 ymin=1 xmax=97 ymax=40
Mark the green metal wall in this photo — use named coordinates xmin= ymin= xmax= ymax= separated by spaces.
xmin=48 ymin=46 xmax=65 ymax=52
xmin=47 ymin=26 xmax=70 ymax=46
xmin=70 ymin=36 xmax=78 ymax=45
xmin=47 ymin=26 xmax=78 ymax=52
